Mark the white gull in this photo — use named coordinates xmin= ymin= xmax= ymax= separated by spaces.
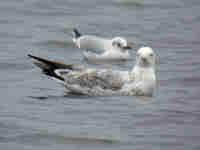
xmin=72 ymin=28 xmax=133 ymax=62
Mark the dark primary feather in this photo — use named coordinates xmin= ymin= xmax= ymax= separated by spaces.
xmin=28 ymin=54 xmax=73 ymax=69
xmin=28 ymin=54 xmax=73 ymax=81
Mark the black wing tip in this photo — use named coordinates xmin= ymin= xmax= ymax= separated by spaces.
xmin=28 ymin=54 xmax=74 ymax=70
xmin=27 ymin=54 xmax=44 ymax=62
xmin=28 ymin=54 xmax=65 ymax=81
xmin=73 ymin=28 xmax=82 ymax=38
xmin=28 ymin=54 xmax=40 ymax=60
xmin=28 ymin=54 xmax=33 ymax=58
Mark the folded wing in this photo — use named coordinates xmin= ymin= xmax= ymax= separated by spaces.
xmin=57 ymin=69 xmax=125 ymax=95
xmin=78 ymin=36 xmax=112 ymax=52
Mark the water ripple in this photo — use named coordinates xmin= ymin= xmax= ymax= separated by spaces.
xmin=34 ymin=40 xmax=74 ymax=48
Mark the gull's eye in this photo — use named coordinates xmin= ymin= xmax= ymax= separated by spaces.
xmin=117 ymin=42 xmax=121 ymax=47
xmin=149 ymin=53 xmax=153 ymax=57
xmin=113 ymin=41 xmax=121 ymax=48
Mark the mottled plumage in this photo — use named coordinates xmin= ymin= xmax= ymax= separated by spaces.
xmin=28 ymin=47 xmax=157 ymax=97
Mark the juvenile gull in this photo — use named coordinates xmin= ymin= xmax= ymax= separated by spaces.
xmin=28 ymin=47 xmax=156 ymax=96
xmin=72 ymin=28 xmax=133 ymax=61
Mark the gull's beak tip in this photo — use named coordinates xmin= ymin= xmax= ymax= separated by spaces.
xmin=123 ymin=45 xmax=132 ymax=50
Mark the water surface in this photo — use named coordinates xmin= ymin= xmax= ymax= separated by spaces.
xmin=0 ymin=0 xmax=200 ymax=149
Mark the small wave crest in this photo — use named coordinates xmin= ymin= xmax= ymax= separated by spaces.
xmin=113 ymin=0 xmax=147 ymax=8
xmin=113 ymin=0 xmax=183 ymax=9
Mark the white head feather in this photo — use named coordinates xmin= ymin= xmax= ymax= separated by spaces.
xmin=111 ymin=37 xmax=128 ymax=49
xmin=135 ymin=47 xmax=156 ymax=68
xmin=130 ymin=47 xmax=156 ymax=96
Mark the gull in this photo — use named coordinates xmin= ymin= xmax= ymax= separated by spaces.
xmin=28 ymin=47 xmax=156 ymax=97
xmin=72 ymin=28 xmax=133 ymax=61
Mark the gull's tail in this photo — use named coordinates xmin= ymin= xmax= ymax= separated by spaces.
xmin=72 ymin=28 xmax=82 ymax=39
xmin=28 ymin=54 xmax=73 ymax=81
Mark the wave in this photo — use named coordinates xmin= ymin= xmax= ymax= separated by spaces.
xmin=113 ymin=0 xmax=183 ymax=9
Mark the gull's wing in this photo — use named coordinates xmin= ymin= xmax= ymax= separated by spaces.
xmin=58 ymin=69 xmax=127 ymax=95
xmin=78 ymin=35 xmax=112 ymax=52
xmin=83 ymin=51 xmax=130 ymax=64
xmin=28 ymin=54 xmax=84 ymax=82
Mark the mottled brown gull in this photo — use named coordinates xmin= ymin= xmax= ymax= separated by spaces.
xmin=28 ymin=47 xmax=156 ymax=97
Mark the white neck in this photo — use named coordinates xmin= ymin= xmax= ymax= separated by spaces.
xmin=132 ymin=65 xmax=155 ymax=82
xmin=130 ymin=64 xmax=156 ymax=96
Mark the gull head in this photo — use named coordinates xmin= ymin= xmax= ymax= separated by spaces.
xmin=136 ymin=47 xmax=155 ymax=67
xmin=112 ymin=37 xmax=132 ymax=51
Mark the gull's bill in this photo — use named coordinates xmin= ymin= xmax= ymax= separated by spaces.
xmin=122 ymin=45 xmax=132 ymax=50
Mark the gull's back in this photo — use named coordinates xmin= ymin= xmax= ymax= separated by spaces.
xmin=78 ymin=35 xmax=112 ymax=52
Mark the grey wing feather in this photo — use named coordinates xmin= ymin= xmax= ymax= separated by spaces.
xmin=79 ymin=36 xmax=112 ymax=52
xmin=65 ymin=84 xmax=118 ymax=96
xmin=64 ymin=70 xmax=124 ymax=94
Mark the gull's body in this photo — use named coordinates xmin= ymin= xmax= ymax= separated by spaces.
xmin=82 ymin=48 xmax=130 ymax=63
xmin=28 ymin=47 xmax=156 ymax=96
xmin=72 ymin=29 xmax=132 ymax=61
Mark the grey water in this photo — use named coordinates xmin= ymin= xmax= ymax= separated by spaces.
xmin=0 ymin=0 xmax=200 ymax=149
